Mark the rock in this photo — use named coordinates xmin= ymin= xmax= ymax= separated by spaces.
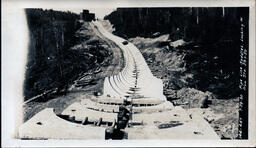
xmin=152 ymin=32 xmax=160 ymax=37
xmin=204 ymin=115 xmax=215 ymax=123
xmin=200 ymin=96 xmax=209 ymax=108
xmin=175 ymin=88 xmax=214 ymax=108
xmin=220 ymin=123 xmax=238 ymax=139
xmin=170 ymin=39 xmax=186 ymax=48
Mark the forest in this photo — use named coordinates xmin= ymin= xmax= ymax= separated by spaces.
xmin=24 ymin=9 xmax=81 ymax=100
xmin=24 ymin=9 xmax=104 ymax=101
xmin=105 ymin=8 xmax=249 ymax=98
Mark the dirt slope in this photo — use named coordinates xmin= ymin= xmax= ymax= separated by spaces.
xmin=23 ymin=21 xmax=124 ymax=122
xmin=129 ymin=35 xmax=239 ymax=139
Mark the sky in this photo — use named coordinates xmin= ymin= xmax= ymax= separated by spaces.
xmin=54 ymin=8 xmax=116 ymax=19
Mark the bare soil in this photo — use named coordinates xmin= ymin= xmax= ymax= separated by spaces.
xmin=129 ymin=35 xmax=239 ymax=139
xmin=23 ymin=21 xmax=124 ymax=122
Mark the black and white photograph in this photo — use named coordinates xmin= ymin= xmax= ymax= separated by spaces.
xmin=2 ymin=0 xmax=256 ymax=147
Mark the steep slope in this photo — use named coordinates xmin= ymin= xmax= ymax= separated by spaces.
xmin=129 ymin=35 xmax=239 ymax=139
xmin=24 ymin=9 xmax=80 ymax=100
xmin=23 ymin=13 xmax=124 ymax=121
xmin=105 ymin=7 xmax=249 ymax=99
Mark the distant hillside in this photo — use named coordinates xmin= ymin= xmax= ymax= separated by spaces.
xmin=105 ymin=8 xmax=249 ymax=98
xmin=105 ymin=8 xmax=247 ymax=43
xmin=24 ymin=9 xmax=111 ymax=100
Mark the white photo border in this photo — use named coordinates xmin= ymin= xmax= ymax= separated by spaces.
xmin=2 ymin=0 xmax=255 ymax=147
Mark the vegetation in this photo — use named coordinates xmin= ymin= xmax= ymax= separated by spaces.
xmin=105 ymin=8 xmax=249 ymax=99
xmin=24 ymin=9 xmax=109 ymax=100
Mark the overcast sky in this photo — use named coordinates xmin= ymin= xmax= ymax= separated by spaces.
xmin=54 ymin=8 xmax=116 ymax=19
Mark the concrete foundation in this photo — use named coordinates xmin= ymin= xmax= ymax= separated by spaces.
xmin=19 ymin=21 xmax=219 ymax=140
xmin=19 ymin=103 xmax=219 ymax=139
xmin=19 ymin=108 xmax=105 ymax=139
